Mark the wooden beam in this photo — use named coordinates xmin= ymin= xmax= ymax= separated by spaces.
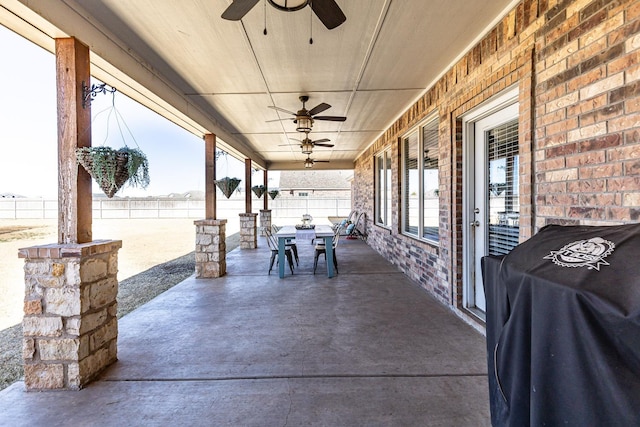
xmin=56 ymin=37 xmax=92 ymax=244
xmin=245 ymin=158 xmax=252 ymax=214
xmin=244 ymin=159 xmax=252 ymax=213
xmin=263 ymin=170 xmax=268 ymax=211
xmin=205 ymin=134 xmax=216 ymax=219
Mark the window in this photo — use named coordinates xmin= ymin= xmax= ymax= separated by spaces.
xmin=298 ymin=192 xmax=308 ymax=197
xmin=375 ymin=149 xmax=392 ymax=227
xmin=402 ymin=115 xmax=440 ymax=242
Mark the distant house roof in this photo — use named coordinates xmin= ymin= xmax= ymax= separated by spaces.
xmin=278 ymin=170 xmax=352 ymax=190
xmin=0 ymin=193 xmax=25 ymax=198
xmin=166 ymin=190 xmax=205 ymax=199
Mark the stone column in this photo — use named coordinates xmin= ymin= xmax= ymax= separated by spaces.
xmin=194 ymin=219 xmax=226 ymax=278
xmin=239 ymin=213 xmax=258 ymax=249
xmin=259 ymin=209 xmax=272 ymax=236
xmin=19 ymin=240 xmax=122 ymax=391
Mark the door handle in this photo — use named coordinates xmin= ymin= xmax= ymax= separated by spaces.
xmin=470 ymin=220 xmax=480 ymax=227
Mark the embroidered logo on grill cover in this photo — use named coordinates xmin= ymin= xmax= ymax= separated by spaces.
xmin=543 ymin=237 xmax=615 ymax=270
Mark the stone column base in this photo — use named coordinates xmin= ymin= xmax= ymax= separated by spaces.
xmin=19 ymin=240 xmax=122 ymax=391
xmin=239 ymin=213 xmax=258 ymax=249
xmin=194 ymin=219 xmax=227 ymax=278
xmin=259 ymin=209 xmax=272 ymax=236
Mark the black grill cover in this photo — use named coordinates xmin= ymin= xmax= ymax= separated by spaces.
xmin=482 ymin=224 xmax=640 ymax=426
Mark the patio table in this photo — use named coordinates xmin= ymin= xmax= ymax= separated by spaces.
xmin=276 ymin=225 xmax=335 ymax=278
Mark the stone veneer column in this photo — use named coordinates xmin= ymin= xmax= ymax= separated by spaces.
xmin=239 ymin=213 xmax=258 ymax=249
xmin=19 ymin=240 xmax=122 ymax=391
xmin=194 ymin=219 xmax=226 ymax=278
xmin=259 ymin=209 xmax=272 ymax=237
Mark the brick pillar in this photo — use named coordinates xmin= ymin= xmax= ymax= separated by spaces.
xmin=194 ymin=219 xmax=226 ymax=278
xmin=19 ymin=240 xmax=122 ymax=391
xmin=259 ymin=209 xmax=272 ymax=236
xmin=239 ymin=213 xmax=258 ymax=249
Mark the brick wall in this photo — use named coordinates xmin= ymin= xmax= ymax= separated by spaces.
xmin=353 ymin=0 xmax=640 ymax=320
xmin=535 ymin=0 xmax=640 ymax=226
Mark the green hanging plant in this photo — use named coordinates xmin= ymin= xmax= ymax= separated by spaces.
xmin=215 ymin=177 xmax=241 ymax=198
xmin=252 ymin=185 xmax=266 ymax=198
xmin=268 ymin=189 xmax=280 ymax=200
xmin=76 ymin=146 xmax=150 ymax=198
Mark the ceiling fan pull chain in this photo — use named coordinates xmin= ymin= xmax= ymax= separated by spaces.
xmin=263 ymin=0 xmax=268 ymax=35
xmin=309 ymin=1 xmax=313 ymax=44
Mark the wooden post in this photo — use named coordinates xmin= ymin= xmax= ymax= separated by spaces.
xmin=196 ymin=133 xmax=225 ymax=277
xmin=205 ymin=134 xmax=216 ymax=219
xmin=245 ymin=158 xmax=252 ymax=214
xmin=263 ymin=169 xmax=268 ymax=211
xmin=56 ymin=37 xmax=92 ymax=244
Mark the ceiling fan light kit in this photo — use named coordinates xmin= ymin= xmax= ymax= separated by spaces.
xmin=295 ymin=116 xmax=313 ymax=133
xmin=301 ymin=140 xmax=314 ymax=154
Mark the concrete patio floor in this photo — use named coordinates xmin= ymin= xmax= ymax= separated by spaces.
xmin=0 ymin=235 xmax=490 ymax=426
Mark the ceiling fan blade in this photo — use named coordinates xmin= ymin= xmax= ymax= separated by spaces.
xmin=314 ymin=160 xmax=331 ymax=163
xmin=310 ymin=0 xmax=346 ymax=30
xmin=265 ymin=118 xmax=295 ymax=123
xmin=314 ymin=115 xmax=346 ymax=122
xmin=308 ymin=102 xmax=331 ymax=116
xmin=311 ymin=138 xmax=331 ymax=143
xmin=268 ymin=105 xmax=296 ymax=115
xmin=314 ymin=143 xmax=334 ymax=148
xmin=221 ymin=0 xmax=260 ymax=20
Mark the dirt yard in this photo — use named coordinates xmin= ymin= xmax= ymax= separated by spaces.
xmin=0 ymin=218 xmax=239 ymax=330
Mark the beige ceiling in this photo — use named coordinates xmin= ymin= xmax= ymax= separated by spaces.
xmin=0 ymin=0 xmax=516 ymax=170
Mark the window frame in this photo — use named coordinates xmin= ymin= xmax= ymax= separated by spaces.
xmin=401 ymin=114 xmax=440 ymax=244
xmin=374 ymin=148 xmax=392 ymax=228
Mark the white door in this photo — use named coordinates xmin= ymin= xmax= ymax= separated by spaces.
xmin=464 ymin=97 xmax=519 ymax=314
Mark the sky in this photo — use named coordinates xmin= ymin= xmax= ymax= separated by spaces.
xmin=0 ymin=25 xmax=255 ymax=198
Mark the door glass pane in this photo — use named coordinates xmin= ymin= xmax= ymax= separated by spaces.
xmin=487 ymin=119 xmax=519 ymax=256
xmin=403 ymin=132 xmax=419 ymax=235
xmin=422 ymin=119 xmax=439 ymax=241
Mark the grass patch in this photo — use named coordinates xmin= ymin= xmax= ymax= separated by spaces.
xmin=0 ymin=225 xmax=52 ymax=243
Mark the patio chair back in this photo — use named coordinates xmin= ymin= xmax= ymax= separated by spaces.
xmin=314 ymin=225 xmax=342 ymax=274
xmin=264 ymin=228 xmax=294 ymax=275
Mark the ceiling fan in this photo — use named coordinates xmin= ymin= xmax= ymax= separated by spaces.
xmin=269 ymin=95 xmax=346 ymax=132
xmin=284 ymin=136 xmax=334 ymax=154
xmin=304 ymin=155 xmax=330 ymax=168
xmin=221 ymin=0 xmax=346 ymax=30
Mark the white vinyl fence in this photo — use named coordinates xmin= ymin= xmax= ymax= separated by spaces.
xmin=0 ymin=196 xmax=352 ymax=225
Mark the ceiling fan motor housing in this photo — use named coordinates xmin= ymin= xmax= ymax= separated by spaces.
xmin=267 ymin=0 xmax=309 ymax=12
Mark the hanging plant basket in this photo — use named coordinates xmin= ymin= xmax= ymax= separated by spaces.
xmin=268 ymin=189 xmax=280 ymax=200
xmin=215 ymin=177 xmax=241 ymax=198
xmin=252 ymin=185 xmax=266 ymax=198
xmin=75 ymin=146 xmax=150 ymax=198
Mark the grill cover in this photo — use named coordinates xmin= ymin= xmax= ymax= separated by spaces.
xmin=482 ymin=224 xmax=640 ymax=426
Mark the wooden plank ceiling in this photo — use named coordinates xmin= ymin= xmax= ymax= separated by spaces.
xmin=0 ymin=0 xmax=515 ymax=170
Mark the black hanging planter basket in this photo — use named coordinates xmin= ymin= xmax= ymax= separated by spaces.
xmin=268 ymin=190 xmax=280 ymax=200
xmin=252 ymin=185 xmax=266 ymax=198
xmin=215 ymin=177 xmax=241 ymax=198
xmin=75 ymin=146 xmax=150 ymax=198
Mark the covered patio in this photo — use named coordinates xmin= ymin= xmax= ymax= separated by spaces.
xmin=0 ymin=237 xmax=489 ymax=426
